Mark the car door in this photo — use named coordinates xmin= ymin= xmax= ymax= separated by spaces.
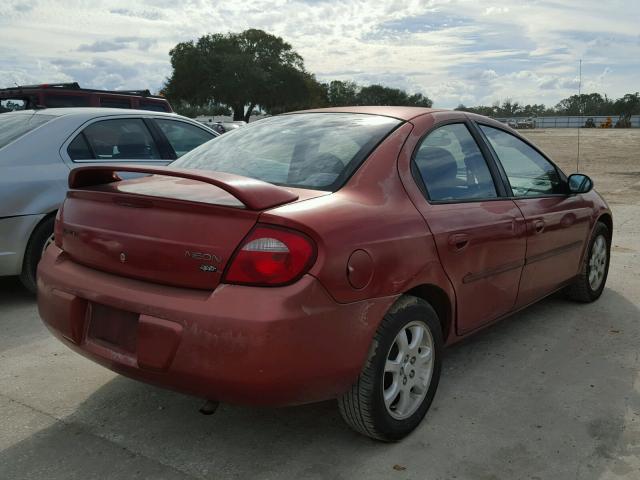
xmin=410 ymin=122 xmax=527 ymax=334
xmin=478 ymin=124 xmax=592 ymax=307
xmin=64 ymin=117 xmax=169 ymax=165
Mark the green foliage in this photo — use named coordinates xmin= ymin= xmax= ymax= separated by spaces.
xmin=326 ymin=80 xmax=359 ymax=106
xmin=458 ymin=92 xmax=639 ymax=118
xmin=171 ymin=101 xmax=231 ymax=118
xmin=164 ymin=30 xmax=433 ymax=118
xmin=456 ymin=99 xmax=552 ymax=117
xmin=163 ymin=29 xmax=313 ymax=121
xmin=355 ymin=84 xmax=432 ymax=107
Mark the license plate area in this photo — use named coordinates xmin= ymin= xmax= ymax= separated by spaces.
xmin=88 ymin=303 xmax=139 ymax=354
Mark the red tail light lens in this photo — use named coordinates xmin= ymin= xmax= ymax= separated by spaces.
xmin=54 ymin=208 xmax=63 ymax=248
xmin=223 ymin=225 xmax=316 ymax=286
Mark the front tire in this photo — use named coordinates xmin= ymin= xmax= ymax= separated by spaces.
xmin=338 ymin=296 xmax=443 ymax=441
xmin=566 ymin=221 xmax=611 ymax=302
xmin=20 ymin=216 xmax=55 ymax=294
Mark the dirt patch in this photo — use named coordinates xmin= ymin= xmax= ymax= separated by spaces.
xmin=521 ymin=129 xmax=640 ymax=205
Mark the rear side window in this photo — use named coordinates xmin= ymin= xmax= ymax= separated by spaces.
xmin=0 ymin=113 xmax=55 ymax=149
xmin=100 ymin=97 xmax=131 ymax=109
xmin=67 ymin=134 xmax=93 ymax=160
xmin=172 ymin=113 xmax=401 ymax=190
xmin=44 ymin=94 xmax=90 ymax=108
xmin=155 ymin=119 xmax=215 ymax=157
xmin=69 ymin=118 xmax=160 ymax=161
xmin=414 ymin=123 xmax=497 ymax=201
xmin=479 ymin=125 xmax=563 ymax=196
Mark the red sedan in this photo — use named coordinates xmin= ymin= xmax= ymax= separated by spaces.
xmin=38 ymin=107 xmax=612 ymax=441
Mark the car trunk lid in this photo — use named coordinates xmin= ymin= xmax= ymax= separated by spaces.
xmin=58 ymin=165 xmax=309 ymax=290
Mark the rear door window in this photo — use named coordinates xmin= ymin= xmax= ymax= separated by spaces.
xmin=69 ymin=118 xmax=160 ymax=161
xmin=154 ymin=119 xmax=215 ymax=157
xmin=413 ymin=123 xmax=498 ymax=201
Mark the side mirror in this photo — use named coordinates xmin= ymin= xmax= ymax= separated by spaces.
xmin=568 ymin=173 xmax=593 ymax=194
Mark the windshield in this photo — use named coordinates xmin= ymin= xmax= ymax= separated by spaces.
xmin=172 ymin=113 xmax=402 ymax=190
xmin=0 ymin=113 xmax=55 ymax=149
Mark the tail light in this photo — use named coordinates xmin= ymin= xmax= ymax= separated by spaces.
xmin=223 ymin=224 xmax=316 ymax=286
xmin=54 ymin=207 xmax=63 ymax=248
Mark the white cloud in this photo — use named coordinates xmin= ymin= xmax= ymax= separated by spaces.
xmin=0 ymin=0 xmax=638 ymax=108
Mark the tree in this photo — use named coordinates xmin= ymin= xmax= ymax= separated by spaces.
xmin=554 ymin=93 xmax=614 ymax=116
xmin=163 ymin=29 xmax=313 ymax=121
xmin=613 ymin=92 xmax=640 ymax=115
xmin=326 ymin=80 xmax=359 ymax=106
xmin=355 ymin=84 xmax=432 ymax=107
xmin=170 ymin=101 xmax=231 ymax=118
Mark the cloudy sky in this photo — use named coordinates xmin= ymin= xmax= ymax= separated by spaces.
xmin=1 ymin=0 xmax=638 ymax=108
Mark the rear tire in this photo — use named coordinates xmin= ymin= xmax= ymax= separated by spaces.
xmin=338 ymin=296 xmax=443 ymax=441
xmin=20 ymin=216 xmax=55 ymax=294
xmin=566 ymin=221 xmax=610 ymax=302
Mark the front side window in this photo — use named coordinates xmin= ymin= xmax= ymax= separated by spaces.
xmin=70 ymin=118 xmax=160 ymax=161
xmin=172 ymin=113 xmax=401 ymax=190
xmin=413 ymin=123 xmax=497 ymax=201
xmin=0 ymin=113 xmax=55 ymax=150
xmin=480 ymin=125 xmax=563 ymax=197
xmin=155 ymin=119 xmax=215 ymax=157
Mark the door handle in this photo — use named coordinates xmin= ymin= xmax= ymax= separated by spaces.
xmin=448 ymin=233 xmax=470 ymax=250
xmin=533 ymin=219 xmax=545 ymax=234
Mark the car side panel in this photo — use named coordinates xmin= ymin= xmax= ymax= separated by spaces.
xmin=513 ymin=195 xmax=593 ymax=307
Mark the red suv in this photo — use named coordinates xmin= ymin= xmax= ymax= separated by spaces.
xmin=38 ymin=107 xmax=612 ymax=441
xmin=0 ymin=82 xmax=172 ymax=113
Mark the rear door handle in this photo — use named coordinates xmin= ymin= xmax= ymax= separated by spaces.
xmin=448 ymin=233 xmax=470 ymax=250
xmin=533 ymin=219 xmax=545 ymax=234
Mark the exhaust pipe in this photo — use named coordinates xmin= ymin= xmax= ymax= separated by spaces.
xmin=199 ymin=400 xmax=220 ymax=415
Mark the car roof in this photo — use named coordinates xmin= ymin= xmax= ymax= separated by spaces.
xmin=2 ymin=107 xmax=182 ymax=119
xmin=290 ymin=106 xmax=446 ymax=121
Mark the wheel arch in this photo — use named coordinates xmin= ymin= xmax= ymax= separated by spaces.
xmin=403 ymin=284 xmax=453 ymax=342
xmin=596 ymin=213 xmax=613 ymax=240
xmin=21 ymin=209 xmax=58 ymax=267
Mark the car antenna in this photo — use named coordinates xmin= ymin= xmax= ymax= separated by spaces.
xmin=576 ymin=59 xmax=582 ymax=173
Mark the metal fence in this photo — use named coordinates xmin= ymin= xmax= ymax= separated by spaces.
xmin=493 ymin=115 xmax=640 ymax=128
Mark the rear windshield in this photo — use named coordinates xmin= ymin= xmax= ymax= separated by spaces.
xmin=0 ymin=113 xmax=55 ymax=149
xmin=171 ymin=113 xmax=401 ymax=190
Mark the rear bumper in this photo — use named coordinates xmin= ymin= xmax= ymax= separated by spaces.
xmin=0 ymin=214 xmax=45 ymax=276
xmin=37 ymin=246 xmax=396 ymax=406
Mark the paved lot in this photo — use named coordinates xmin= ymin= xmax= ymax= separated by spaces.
xmin=1 ymin=130 xmax=639 ymax=479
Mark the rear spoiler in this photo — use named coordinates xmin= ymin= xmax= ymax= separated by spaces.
xmin=68 ymin=165 xmax=299 ymax=211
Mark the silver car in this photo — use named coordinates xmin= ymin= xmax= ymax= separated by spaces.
xmin=0 ymin=108 xmax=218 ymax=292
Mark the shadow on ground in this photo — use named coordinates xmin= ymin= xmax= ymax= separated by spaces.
xmin=1 ymin=277 xmax=639 ymax=479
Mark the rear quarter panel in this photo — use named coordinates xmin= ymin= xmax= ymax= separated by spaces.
xmin=260 ymin=120 xmax=457 ymax=330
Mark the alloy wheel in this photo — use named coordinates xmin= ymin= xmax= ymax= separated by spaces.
xmin=383 ymin=320 xmax=434 ymax=420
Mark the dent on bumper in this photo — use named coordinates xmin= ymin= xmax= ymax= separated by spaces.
xmin=0 ymin=214 xmax=45 ymax=276
xmin=37 ymin=246 xmax=397 ymax=406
